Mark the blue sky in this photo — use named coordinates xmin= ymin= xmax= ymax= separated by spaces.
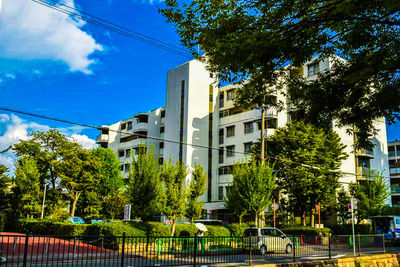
xmin=0 ymin=0 xmax=399 ymax=172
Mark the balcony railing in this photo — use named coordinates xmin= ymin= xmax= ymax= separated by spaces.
xmin=356 ymin=148 xmax=374 ymax=158
xmin=96 ymin=134 xmax=108 ymax=143
xmin=391 ymin=187 xmax=400 ymax=194
xmin=356 ymin=167 xmax=376 ymax=180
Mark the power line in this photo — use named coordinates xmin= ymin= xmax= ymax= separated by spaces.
xmin=0 ymin=106 xmax=390 ymax=181
xmin=31 ymin=0 xmax=193 ymax=59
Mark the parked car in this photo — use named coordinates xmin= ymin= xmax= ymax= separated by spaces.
xmin=243 ymin=227 xmax=293 ymax=255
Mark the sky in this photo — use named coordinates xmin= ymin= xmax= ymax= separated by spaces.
xmin=0 ymin=0 xmax=399 ymax=174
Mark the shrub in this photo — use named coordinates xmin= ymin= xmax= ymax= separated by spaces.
xmin=227 ymin=223 xmax=249 ymax=236
xmin=175 ymin=223 xmax=197 ymax=237
xmin=281 ymin=226 xmax=331 ymax=237
xmin=326 ymin=224 xmax=372 ymax=235
xmin=204 ymin=225 xmax=231 ymax=237
xmin=0 ymin=213 xmax=5 ymax=233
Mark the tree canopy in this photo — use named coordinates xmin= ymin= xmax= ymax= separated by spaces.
xmin=161 ymin=0 xmax=400 ymax=148
xmin=186 ymin=164 xmax=207 ymax=223
xmin=266 ymin=121 xmax=348 ymax=226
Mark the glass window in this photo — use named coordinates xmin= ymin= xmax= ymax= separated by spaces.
xmin=219 ymin=129 xmax=224 ymax=144
xmin=159 ymin=157 xmax=163 ymax=165
xmin=261 ymin=229 xmax=272 ymax=236
xmin=160 ymin=142 xmax=164 ymax=149
xmin=244 ymin=122 xmax=253 ymax=134
xmin=125 ymin=149 xmax=131 ymax=157
xmin=219 ymin=93 xmax=224 ymax=108
xmin=127 ymin=121 xmax=132 ymax=130
xmin=226 ymin=90 xmax=234 ymax=100
xmin=226 ymin=145 xmax=235 ymax=157
xmin=226 ymin=126 xmax=235 ymax=137
xmin=243 ymin=229 xmax=259 ymax=237
xmin=161 ymin=110 xmax=165 ymax=118
xmin=121 ymin=123 xmax=126 ymax=130
xmin=160 ymin=126 xmax=165 ymax=133
xmin=244 ymin=142 xmax=253 ymax=154
xmin=308 ymin=62 xmax=320 ymax=76
xmin=218 ymin=186 xmax=224 ymax=201
xmin=219 ymin=148 xmax=224 ymax=164
xmin=358 ymin=158 xmax=370 ymax=168
xmin=101 ymin=129 xmax=109 ymax=134
xmin=267 ymin=118 xmax=278 ymax=129
xmin=118 ymin=150 xmax=124 ymax=157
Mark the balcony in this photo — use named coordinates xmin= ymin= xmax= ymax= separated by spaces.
xmin=391 ymin=186 xmax=400 ymax=195
xmin=356 ymin=167 xmax=376 ymax=180
xmin=96 ymin=134 xmax=108 ymax=144
xmin=133 ymin=122 xmax=148 ymax=132
xmin=356 ymin=148 xmax=374 ymax=158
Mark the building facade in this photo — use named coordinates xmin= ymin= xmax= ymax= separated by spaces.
xmin=97 ymin=57 xmax=391 ymax=220
xmin=388 ymin=141 xmax=400 ymax=207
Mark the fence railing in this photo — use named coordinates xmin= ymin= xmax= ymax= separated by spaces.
xmin=0 ymin=233 xmax=386 ymax=266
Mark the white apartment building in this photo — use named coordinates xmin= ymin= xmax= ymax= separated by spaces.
xmin=388 ymin=141 xmax=400 ymax=207
xmin=97 ymin=57 xmax=391 ymax=220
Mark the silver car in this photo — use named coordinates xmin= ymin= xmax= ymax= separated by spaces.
xmin=243 ymin=227 xmax=293 ymax=255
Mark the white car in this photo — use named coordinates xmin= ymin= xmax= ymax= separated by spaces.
xmin=243 ymin=227 xmax=293 ymax=255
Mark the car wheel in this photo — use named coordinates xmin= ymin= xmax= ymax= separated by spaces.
xmin=285 ymin=244 xmax=293 ymax=254
xmin=260 ymin=245 xmax=267 ymax=255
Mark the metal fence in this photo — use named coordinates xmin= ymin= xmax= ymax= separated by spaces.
xmin=0 ymin=233 xmax=387 ymax=266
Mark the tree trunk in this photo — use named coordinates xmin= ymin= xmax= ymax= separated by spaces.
xmin=311 ymin=213 xmax=315 ymax=227
xmin=302 ymin=213 xmax=306 ymax=226
xmin=171 ymin=218 xmax=176 ymax=237
xmin=70 ymin=193 xmax=80 ymax=217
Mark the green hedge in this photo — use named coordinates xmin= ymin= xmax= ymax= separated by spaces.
xmin=326 ymin=224 xmax=373 ymax=235
xmin=227 ymin=223 xmax=250 ymax=236
xmin=281 ymin=226 xmax=331 ymax=237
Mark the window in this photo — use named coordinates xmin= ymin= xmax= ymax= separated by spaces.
xmin=226 ymin=145 xmax=235 ymax=157
xmin=160 ymin=142 xmax=164 ymax=149
xmin=161 ymin=110 xmax=165 ymax=118
xmin=219 ymin=129 xmax=224 ymax=144
xmin=226 ymin=90 xmax=234 ymax=100
xmin=244 ymin=122 xmax=253 ymax=134
xmin=159 ymin=157 xmax=164 ymax=165
xmin=218 ymin=186 xmax=224 ymax=201
xmin=358 ymin=158 xmax=370 ymax=168
xmin=160 ymin=126 xmax=165 ymax=133
xmin=127 ymin=121 xmax=132 ymax=130
xmin=118 ymin=150 xmax=124 ymax=157
xmin=101 ymin=129 xmax=109 ymax=134
xmin=219 ymin=110 xmax=229 ymax=118
xmin=226 ymin=126 xmax=235 ymax=137
xmin=244 ymin=142 xmax=253 ymax=154
xmin=219 ymin=93 xmax=224 ymax=108
xmin=267 ymin=118 xmax=278 ymax=129
xmin=218 ymin=166 xmax=232 ymax=175
xmin=389 ymin=160 xmax=396 ymax=167
xmin=121 ymin=123 xmax=126 ymax=130
xmin=219 ymin=148 xmax=224 ymax=164
xmin=120 ymin=165 xmax=124 ymax=171
xmin=125 ymin=149 xmax=131 ymax=157
xmin=124 ymin=164 xmax=130 ymax=172
xmin=389 ymin=146 xmax=395 ymax=157
xmin=308 ymin=62 xmax=320 ymax=76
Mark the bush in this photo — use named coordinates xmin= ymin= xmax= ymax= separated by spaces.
xmin=0 ymin=213 xmax=5 ymax=233
xmin=205 ymin=225 xmax=231 ymax=237
xmin=281 ymin=226 xmax=331 ymax=237
xmin=227 ymin=223 xmax=249 ymax=236
xmin=175 ymin=223 xmax=197 ymax=237
xmin=326 ymin=224 xmax=373 ymax=235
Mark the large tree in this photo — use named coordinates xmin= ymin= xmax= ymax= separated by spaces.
xmin=349 ymin=172 xmax=390 ymax=221
xmin=160 ymin=160 xmax=188 ymax=237
xmin=0 ymin=164 xmax=11 ymax=214
xmin=126 ymin=146 xmax=163 ymax=221
xmin=161 ymin=0 xmax=400 ymax=148
xmin=226 ymin=159 xmax=276 ymax=227
xmin=13 ymin=157 xmax=42 ymax=218
xmin=186 ymin=164 xmax=207 ymax=223
xmin=267 ymin=121 xmax=348 ymax=226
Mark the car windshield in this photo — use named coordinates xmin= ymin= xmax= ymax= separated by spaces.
xmin=243 ymin=229 xmax=258 ymax=237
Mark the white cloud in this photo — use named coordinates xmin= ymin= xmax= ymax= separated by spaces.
xmin=69 ymin=134 xmax=97 ymax=150
xmin=0 ymin=114 xmax=97 ymax=173
xmin=0 ymin=0 xmax=103 ymax=74
xmin=0 ymin=114 xmax=9 ymax=122
xmin=4 ymin=73 xmax=15 ymax=79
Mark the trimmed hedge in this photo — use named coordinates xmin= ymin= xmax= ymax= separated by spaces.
xmin=281 ymin=226 xmax=331 ymax=237
xmin=227 ymin=223 xmax=250 ymax=236
xmin=326 ymin=224 xmax=373 ymax=235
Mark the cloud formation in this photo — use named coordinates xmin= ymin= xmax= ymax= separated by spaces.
xmin=0 ymin=0 xmax=103 ymax=74
xmin=0 ymin=114 xmax=97 ymax=174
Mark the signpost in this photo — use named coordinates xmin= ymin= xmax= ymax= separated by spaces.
xmin=349 ymin=198 xmax=358 ymax=256
xmin=315 ymin=203 xmax=321 ymax=229
xmin=124 ymin=205 xmax=131 ymax=221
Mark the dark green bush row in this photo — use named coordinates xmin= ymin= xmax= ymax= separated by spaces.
xmin=325 ymin=224 xmax=373 ymax=235
xmin=281 ymin=226 xmax=331 ymax=237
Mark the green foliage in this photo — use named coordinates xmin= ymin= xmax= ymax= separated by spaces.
xmin=12 ymin=157 xmax=42 ymax=219
xmin=349 ymin=172 xmax=390 ymax=220
xmin=160 ymin=0 xmax=400 ymax=148
xmin=160 ymin=160 xmax=188 ymax=236
xmin=127 ymin=146 xmax=163 ymax=221
xmin=58 ymin=147 xmax=102 ymax=217
xmin=325 ymin=223 xmax=373 ymax=235
xmin=335 ymin=190 xmax=352 ymax=224
xmin=226 ymin=159 xmax=276 ymax=226
xmin=204 ymin=225 xmax=231 ymax=237
xmin=186 ymin=164 xmax=207 ymax=223
xmin=0 ymin=164 xmax=12 ymax=213
xmin=48 ymin=207 xmax=70 ymax=222
xmin=281 ymin=226 xmax=331 ymax=237
xmin=175 ymin=223 xmax=197 ymax=237
xmin=227 ymin=223 xmax=250 ymax=237
xmin=380 ymin=205 xmax=400 ymax=216
xmin=0 ymin=213 xmax=5 ymax=233
xmin=102 ymin=189 xmax=126 ymax=220
xmin=267 ymin=121 xmax=347 ymax=226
